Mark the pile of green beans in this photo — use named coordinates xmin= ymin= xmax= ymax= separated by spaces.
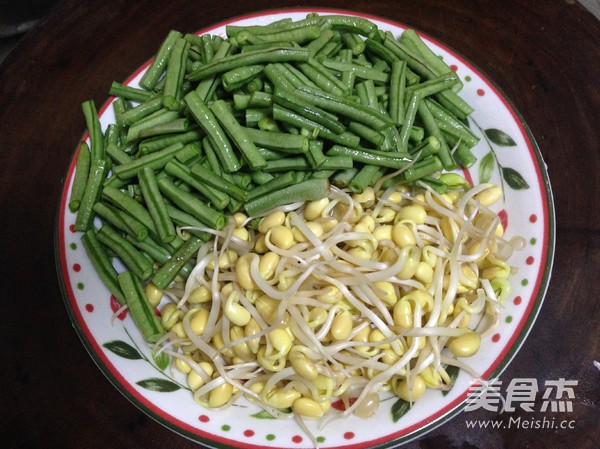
xmin=68 ymin=14 xmax=479 ymax=341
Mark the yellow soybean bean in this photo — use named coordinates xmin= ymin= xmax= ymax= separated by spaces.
xmin=378 ymin=247 xmax=397 ymax=264
xmin=393 ymin=375 xmax=427 ymax=401
xmin=257 ymin=346 xmax=286 ymax=371
xmin=266 ymin=388 xmax=301 ymax=409
xmin=422 ymin=247 xmax=437 ymax=267
xmin=415 ymin=261 xmax=434 ymax=284
xmin=244 ymin=318 xmax=262 ymax=353
xmin=352 ymin=222 xmax=371 ymax=234
xmin=258 ymin=210 xmax=285 ymax=234
xmin=369 ymin=328 xmax=390 ymax=349
xmin=145 ymin=282 xmax=163 ymax=307
xmin=352 ymin=186 xmax=375 ymax=206
xmin=403 ymin=289 xmax=434 ymax=312
xmin=230 ymin=326 xmax=254 ymax=361
xmin=292 ymin=221 xmax=324 ymax=242
xmin=290 ymin=350 xmax=318 ymax=380
xmin=258 ymin=252 xmax=279 ymax=280
xmin=397 ymin=246 xmax=421 ymax=279
xmin=268 ymin=225 xmax=295 ymax=250
xmin=161 ymin=303 xmax=183 ymax=331
xmin=255 ymin=295 xmax=279 ymax=324
xmin=467 ymin=240 xmax=491 ymax=261
xmin=386 ymin=190 xmax=404 ymax=204
xmin=220 ymin=282 xmax=234 ymax=296
xmin=482 ymin=261 xmax=511 ymax=279
xmin=232 ymin=212 xmax=248 ymax=227
xmin=375 ymin=207 xmax=396 ymax=223
xmin=347 ymin=246 xmax=373 ymax=260
xmin=232 ymin=227 xmax=249 ymax=241
xmin=331 ymin=310 xmax=353 ymax=340
xmin=318 ymin=216 xmax=338 ymax=233
xmin=212 ymin=332 xmax=235 ymax=358
xmin=188 ymin=285 xmax=211 ymax=304
xmin=208 ymin=249 xmax=238 ymax=270
xmin=247 ymin=381 xmax=265 ymax=395
xmin=268 ymin=328 xmax=292 ymax=356
xmin=449 ymin=332 xmax=481 ymax=357
xmin=373 ymin=224 xmax=393 ymax=242
xmin=175 ymin=357 xmax=192 ymax=374
xmin=397 ymin=204 xmax=427 ymax=224
xmin=353 ymin=323 xmax=371 ymax=343
xmin=293 ymin=397 xmax=325 ymax=419
xmin=189 ymin=308 xmax=210 ymax=335
xmin=208 ymin=381 xmax=233 ymax=408
xmin=187 ymin=362 xmax=214 ymax=390
xmin=277 ymin=273 xmax=296 ymax=291
xmin=420 ymin=366 xmax=443 ymax=388
xmin=393 ymin=299 xmax=413 ymax=328
xmin=392 ymin=223 xmax=416 ymax=247
xmin=461 ymin=264 xmax=479 ymax=289
xmin=235 ymin=254 xmax=257 ymax=290
xmin=317 ymin=286 xmax=343 ymax=304
xmin=358 ymin=215 xmax=376 ymax=232
xmin=304 ymin=198 xmax=330 ymax=221
xmin=381 ymin=348 xmax=401 ymax=364
xmin=373 ymin=281 xmax=397 ymax=306
xmin=308 ymin=307 xmax=328 ymax=327
xmin=475 ymin=185 xmax=502 ymax=207
xmin=440 ymin=216 xmax=459 ymax=243
xmin=314 ymin=374 xmax=334 ymax=398
xmin=254 ymin=234 xmax=268 ymax=253
xmin=224 ymin=291 xmax=251 ymax=327
xmin=170 ymin=321 xmax=187 ymax=338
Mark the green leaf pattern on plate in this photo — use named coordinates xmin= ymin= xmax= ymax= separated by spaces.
xmin=502 ymin=167 xmax=530 ymax=190
xmin=484 ymin=128 xmax=517 ymax=147
xmin=472 ymin=121 xmax=529 ymax=194
xmin=103 ymin=340 xmax=142 ymax=360
xmin=104 ymin=328 xmax=186 ymax=393
xmin=391 ymin=398 xmax=412 ymax=422
xmin=478 ymin=151 xmax=495 ymax=184
xmin=136 ymin=377 xmax=181 ymax=392
xmin=251 ymin=408 xmax=292 ymax=419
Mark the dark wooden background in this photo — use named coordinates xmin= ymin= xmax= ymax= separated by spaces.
xmin=1 ymin=1 xmax=599 ymax=448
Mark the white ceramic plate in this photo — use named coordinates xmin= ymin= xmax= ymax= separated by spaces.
xmin=56 ymin=8 xmax=555 ymax=449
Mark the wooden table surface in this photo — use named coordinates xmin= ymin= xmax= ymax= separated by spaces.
xmin=1 ymin=0 xmax=599 ymax=448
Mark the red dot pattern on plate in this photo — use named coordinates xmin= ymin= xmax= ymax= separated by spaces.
xmin=292 ymin=435 xmax=303 ymax=444
xmin=244 ymin=430 xmax=255 ymax=438
xmin=476 ymin=88 xmax=485 ymax=96
xmin=69 ymin=224 xmax=76 ymax=233
xmin=513 ymin=295 xmax=522 ymax=305
xmin=450 ymin=64 xmax=458 ymax=71
xmin=344 ymin=432 xmax=355 ymax=440
xmin=85 ymin=304 xmax=94 ymax=312
xmin=73 ymin=263 xmax=81 ymax=272
xmin=491 ymin=333 xmax=501 ymax=343
xmin=529 ymin=214 xmax=538 ymax=223
xmin=110 ymin=295 xmax=128 ymax=320
xmin=498 ymin=209 xmax=508 ymax=231
xmin=198 ymin=415 xmax=209 ymax=423
xmin=526 ymin=256 xmax=534 ymax=265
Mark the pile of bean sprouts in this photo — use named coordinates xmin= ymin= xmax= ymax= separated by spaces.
xmin=152 ymin=178 xmax=523 ymax=442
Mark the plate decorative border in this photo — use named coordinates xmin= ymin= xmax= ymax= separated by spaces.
xmin=56 ymin=8 xmax=555 ymax=449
